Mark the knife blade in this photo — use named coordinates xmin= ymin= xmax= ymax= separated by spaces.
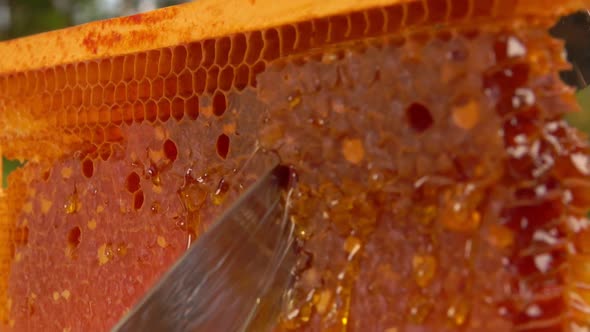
xmin=112 ymin=164 xmax=297 ymax=332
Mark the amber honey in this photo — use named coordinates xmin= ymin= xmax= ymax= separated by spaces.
xmin=1 ymin=0 xmax=590 ymax=331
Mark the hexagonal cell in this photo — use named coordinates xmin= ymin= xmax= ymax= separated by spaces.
xmin=97 ymin=143 xmax=113 ymax=161
xmin=110 ymin=105 xmax=123 ymax=126
xmin=5 ymin=73 xmax=16 ymax=95
xmin=295 ymin=21 xmax=313 ymax=51
xmin=62 ymin=89 xmax=73 ymax=107
xmin=18 ymin=72 xmax=28 ymax=93
xmin=112 ymin=56 xmax=125 ymax=83
xmin=215 ymin=37 xmax=231 ymax=66
xmin=66 ymin=110 xmax=78 ymax=127
xmin=104 ymin=125 xmax=124 ymax=142
xmin=91 ymin=127 xmax=105 ymax=145
xmin=202 ymin=39 xmax=216 ymax=67
xmin=364 ymin=8 xmax=385 ymax=37
xmin=43 ymin=70 xmax=55 ymax=94
xmin=98 ymin=59 xmax=112 ymax=84
xmin=65 ymin=63 xmax=77 ymax=87
xmin=75 ymin=62 xmax=87 ymax=86
xmin=328 ymin=15 xmax=350 ymax=43
xmin=171 ymin=97 xmax=184 ymax=121
xmin=405 ymin=0 xmax=427 ymax=26
xmin=96 ymin=107 xmax=110 ymax=126
xmin=125 ymin=172 xmax=141 ymax=193
xmin=262 ymin=28 xmax=280 ymax=62
xmin=126 ymin=80 xmax=139 ymax=101
xmin=123 ymin=55 xmax=136 ymax=81
xmin=24 ymin=71 xmax=36 ymax=93
xmin=206 ymin=66 xmax=220 ymax=93
xmin=135 ymin=52 xmax=147 ymax=80
xmin=246 ymin=31 xmax=264 ymax=65
xmin=72 ymin=86 xmax=84 ymax=106
xmin=159 ymin=48 xmax=173 ymax=77
xmin=193 ymin=68 xmax=206 ymax=94
xmin=172 ymin=45 xmax=188 ymax=74
xmin=87 ymin=61 xmax=100 ymax=85
xmin=230 ymin=33 xmax=247 ymax=66
xmin=91 ymin=85 xmax=103 ymax=107
xmin=212 ymin=92 xmax=227 ymax=117
xmin=132 ymin=101 xmax=146 ymax=123
xmin=187 ymin=41 xmax=203 ymax=69
xmin=280 ymin=25 xmax=297 ymax=56
xmin=79 ymin=126 xmax=92 ymax=142
xmin=51 ymin=92 xmax=64 ymax=111
xmin=216 ymin=133 xmax=230 ymax=159
xmin=151 ymin=77 xmax=164 ymax=99
xmin=185 ymin=96 xmax=199 ymax=120
xmin=82 ymin=87 xmax=92 ymax=107
xmin=2 ymin=70 xmax=12 ymax=94
xmin=81 ymin=158 xmax=94 ymax=178
xmin=87 ymin=107 xmax=100 ymax=125
xmin=121 ymin=102 xmax=134 ymax=125
xmin=145 ymin=100 xmax=158 ymax=124
xmin=55 ymin=65 xmax=67 ymax=90
xmin=164 ymin=75 xmax=178 ymax=96
xmin=219 ymin=66 xmax=234 ymax=92
xmin=349 ymin=11 xmax=367 ymax=39
xmin=406 ymin=102 xmax=434 ymax=132
xmin=75 ymin=109 xmax=88 ymax=127
xmin=27 ymin=71 xmax=39 ymax=95
xmin=163 ymin=139 xmax=178 ymax=162
xmin=133 ymin=190 xmax=145 ymax=211
xmin=114 ymin=83 xmax=127 ymax=103
xmin=249 ymin=61 xmax=266 ymax=88
xmin=104 ymin=82 xmax=116 ymax=104
xmin=385 ymin=4 xmax=404 ymax=31
xmin=146 ymin=50 xmax=161 ymax=79
xmin=312 ymin=18 xmax=329 ymax=46
xmin=234 ymin=64 xmax=249 ymax=91
xmin=178 ymin=70 xmax=193 ymax=98
xmin=158 ymin=99 xmax=171 ymax=122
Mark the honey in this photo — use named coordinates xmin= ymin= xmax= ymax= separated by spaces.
xmin=0 ymin=0 xmax=589 ymax=331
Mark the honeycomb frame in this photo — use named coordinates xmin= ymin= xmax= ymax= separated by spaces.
xmin=1 ymin=0 xmax=590 ymax=331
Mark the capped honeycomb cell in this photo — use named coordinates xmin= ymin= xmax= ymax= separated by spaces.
xmin=163 ymin=139 xmax=178 ymax=162
xmin=216 ymin=133 xmax=230 ymax=159
xmin=406 ymin=102 xmax=434 ymax=132
xmin=212 ymin=91 xmax=227 ymax=116
xmin=0 ymin=0 xmax=590 ymax=331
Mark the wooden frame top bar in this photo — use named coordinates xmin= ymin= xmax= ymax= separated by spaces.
xmin=0 ymin=0 xmax=587 ymax=73
xmin=0 ymin=0 xmax=401 ymax=73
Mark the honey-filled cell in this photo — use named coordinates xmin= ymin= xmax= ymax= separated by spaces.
xmin=158 ymin=48 xmax=173 ymax=77
xmin=229 ymin=33 xmax=247 ymax=65
xmin=185 ymin=95 xmax=199 ymax=120
xmin=172 ymin=46 xmax=188 ymax=74
xmin=170 ymin=97 xmax=184 ymax=121
xmin=87 ymin=61 xmax=99 ymax=86
xmin=186 ymin=41 xmax=203 ymax=69
xmin=1 ymin=1 xmax=590 ymax=332
xmin=177 ymin=70 xmax=194 ymax=98
xmin=219 ymin=66 xmax=234 ymax=92
xmin=215 ymin=37 xmax=231 ymax=66
xmin=202 ymin=39 xmax=216 ymax=67
xmin=245 ymin=31 xmax=264 ymax=65
xmin=111 ymin=56 xmax=125 ymax=83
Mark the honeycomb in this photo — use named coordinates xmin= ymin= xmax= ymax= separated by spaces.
xmin=0 ymin=0 xmax=590 ymax=331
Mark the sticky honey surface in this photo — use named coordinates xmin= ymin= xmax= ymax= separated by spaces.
xmin=1 ymin=0 xmax=590 ymax=331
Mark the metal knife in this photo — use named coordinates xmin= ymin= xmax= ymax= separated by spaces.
xmin=112 ymin=164 xmax=297 ymax=332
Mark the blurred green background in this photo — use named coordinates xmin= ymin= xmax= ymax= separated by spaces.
xmin=0 ymin=2 xmax=590 ymax=187
xmin=0 ymin=0 xmax=187 ymax=187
